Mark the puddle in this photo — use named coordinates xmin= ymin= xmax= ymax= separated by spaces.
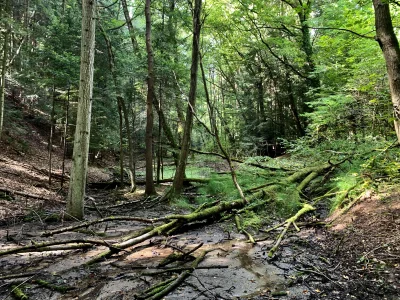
xmin=164 ymin=239 xmax=286 ymax=299
xmin=0 ymin=217 xmax=292 ymax=300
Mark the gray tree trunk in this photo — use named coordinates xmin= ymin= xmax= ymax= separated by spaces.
xmin=66 ymin=0 xmax=96 ymax=219
xmin=170 ymin=0 xmax=202 ymax=196
xmin=145 ymin=0 xmax=156 ymax=196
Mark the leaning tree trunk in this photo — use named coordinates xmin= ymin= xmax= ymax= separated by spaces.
xmin=373 ymin=0 xmax=400 ymax=142
xmin=66 ymin=0 xmax=96 ymax=219
xmin=145 ymin=0 xmax=156 ymax=196
xmin=170 ymin=0 xmax=202 ymax=197
xmin=121 ymin=0 xmax=139 ymax=51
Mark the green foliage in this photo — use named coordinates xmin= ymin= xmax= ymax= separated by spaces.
xmin=304 ymin=94 xmax=357 ymax=140
xmin=273 ymin=184 xmax=302 ymax=216
xmin=286 ymin=136 xmax=400 ymax=211
xmin=241 ymin=211 xmax=263 ymax=231
xmin=171 ymin=197 xmax=195 ymax=211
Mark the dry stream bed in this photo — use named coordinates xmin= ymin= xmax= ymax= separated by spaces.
xmin=0 ymin=189 xmax=399 ymax=300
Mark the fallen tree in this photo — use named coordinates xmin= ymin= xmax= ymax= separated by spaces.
xmin=0 ymin=160 xmax=344 ymax=299
xmin=0 ymin=163 xmax=334 ymax=265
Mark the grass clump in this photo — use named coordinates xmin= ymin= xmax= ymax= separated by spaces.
xmin=171 ymin=197 xmax=195 ymax=211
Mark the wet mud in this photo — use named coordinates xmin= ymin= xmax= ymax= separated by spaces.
xmin=0 ymin=191 xmax=399 ymax=300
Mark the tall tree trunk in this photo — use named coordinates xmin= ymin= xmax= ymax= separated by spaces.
xmin=200 ymin=54 xmax=248 ymax=204
xmin=0 ymin=0 xmax=10 ymax=140
xmin=118 ymin=100 xmax=124 ymax=186
xmin=99 ymin=24 xmax=136 ymax=192
xmin=157 ymin=81 xmax=162 ymax=183
xmin=120 ymin=0 xmax=139 ymax=51
xmin=170 ymin=0 xmax=202 ymax=196
xmin=373 ymin=0 xmax=400 ymax=142
xmin=281 ymin=0 xmax=319 ymax=113
xmin=66 ymin=0 xmax=96 ymax=219
xmin=152 ymin=91 xmax=179 ymax=166
xmin=48 ymin=85 xmax=56 ymax=185
xmin=61 ymin=83 xmax=70 ymax=188
xmin=144 ymin=0 xmax=156 ymax=196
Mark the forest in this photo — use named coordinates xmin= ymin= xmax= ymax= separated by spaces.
xmin=0 ymin=0 xmax=399 ymax=299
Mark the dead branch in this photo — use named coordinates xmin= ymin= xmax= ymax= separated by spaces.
xmin=159 ymin=243 xmax=204 ymax=267
xmin=0 ymin=273 xmax=38 ymax=280
xmin=138 ymin=250 xmax=208 ymax=300
xmin=0 ymin=187 xmax=55 ymax=202
xmin=140 ymin=265 xmax=228 ymax=275
xmin=0 ymin=239 xmax=118 ymax=257
xmin=41 ymin=216 xmax=155 ymax=237
xmin=268 ymin=203 xmax=315 ymax=258
xmin=188 ymin=148 xmax=291 ymax=171
xmin=234 ymin=215 xmax=255 ymax=243
xmin=87 ymin=178 xmax=209 ymax=189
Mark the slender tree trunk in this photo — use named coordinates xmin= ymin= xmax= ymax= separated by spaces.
xmin=285 ymin=67 xmax=305 ymax=136
xmin=66 ymin=0 xmax=96 ymax=219
xmin=152 ymin=94 xmax=179 ymax=166
xmin=200 ymin=54 xmax=248 ymax=204
xmin=118 ymin=100 xmax=124 ymax=186
xmin=99 ymin=24 xmax=136 ymax=192
xmin=120 ymin=0 xmax=139 ymax=51
xmin=61 ymin=83 xmax=70 ymax=188
xmin=48 ymin=85 xmax=56 ymax=185
xmin=373 ymin=0 xmax=400 ymax=142
xmin=157 ymin=82 xmax=162 ymax=183
xmin=145 ymin=0 xmax=156 ymax=196
xmin=0 ymin=0 xmax=10 ymax=140
xmin=170 ymin=0 xmax=202 ymax=196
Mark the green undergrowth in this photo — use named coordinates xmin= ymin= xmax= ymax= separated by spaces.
xmin=287 ymin=136 xmax=400 ymax=211
xmin=172 ymin=136 xmax=400 ymax=230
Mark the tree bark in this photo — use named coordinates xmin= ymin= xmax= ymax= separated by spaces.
xmin=145 ymin=0 xmax=156 ymax=196
xmin=66 ymin=0 xmax=96 ymax=219
xmin=170 ymin=0 xmax=202 ymax=196
xmin=120 ymin=0 xmax=139 ymax=51
xmin=373 ymin=0 xmax=400 ymax=142
xmin=48 ymin=85 xmax=56 ymax=185
xmin=99 ymin=24 xmax=136 ymax=192
xmin=61 ymin=83 xmax=70 ymax=188
xmin=0 ymin=0 xmax=10 ymax=140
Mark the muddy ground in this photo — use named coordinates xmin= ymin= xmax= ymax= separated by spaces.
xmin=0 ymin=181 xmax=399 ymax=300
xmin=0 ymin=122 xmax=399 ymax=299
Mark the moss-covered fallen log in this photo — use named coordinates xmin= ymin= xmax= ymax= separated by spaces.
xmin=11 ymin=285 xmax=28 ymax=300
xmin=1 ymin=163 xmax=332 ymax=269
xmin=87 ymin=220 xmax=180 ymax=264
xmin=33 ymin=279 xmax=74 ymax=293
xmin=137 ymin=250 xmax=208 ymax=300
xmin=88 ymin=163 xmax=331 ymax=264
